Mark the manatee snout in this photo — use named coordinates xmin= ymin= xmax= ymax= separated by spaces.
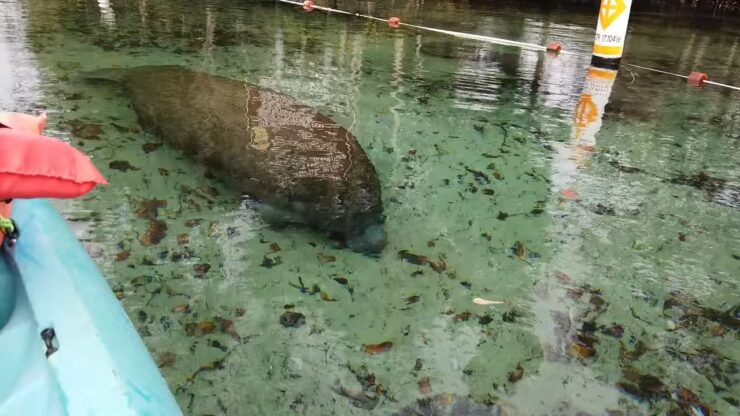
xmin=341 ymin=177 xmax=385 ymax=255
xmin=347 ymin=223 xmax=387 ymax=255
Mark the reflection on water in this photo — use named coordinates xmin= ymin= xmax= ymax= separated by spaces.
xmin=4 ymin=0 xmax=740 ymax=414
xmin=0 ymin=0 xmax=41 ymax=112
xmin=551 ymin=66 xmax=617 ymax=195
xmin=97 ymin=0 xmax=116 ymax=29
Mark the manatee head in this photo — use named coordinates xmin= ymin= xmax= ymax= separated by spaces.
xmin=347 ymin=223 xmax=386 ymax=255
xmin=341 ymin=180 xmax=386 ymax=255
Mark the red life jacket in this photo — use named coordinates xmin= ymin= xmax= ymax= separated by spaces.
xmin=0 ymin=112 xmax=107 ymax=242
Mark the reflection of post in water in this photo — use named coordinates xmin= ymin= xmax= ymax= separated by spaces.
xmin=295 ymin=28 xmax=308 ymax=75
xmin=98 ymin=0 xmax=116 ymax=29
xmin=349 ymin=32 xmax=365 ymax=99
xmin=138 ymin=0 xmax=147 ymax=25
xmin=549 ymin=65 xmax=619 ymax=318
xmin=572 ymin=67 xmax=616 ymax=150
xmin=691 ymin=35 xmax=710 ymax=71
xmin=507 ymin=66 xmax=624 ymax=412
xmin=389 ymin=34 xmax=405 ymax=155
xmin=337 ymin=28 xmax=348 ymax=69
xmin=322 ymin=34 xmax=334 ymax=87
xmin=138 ymin=0 xmax=148 ymax=43
xmin=413 ymin=35 xmax=425 ymax=77
xmin=553 ymin=66 xmax=617 ymax=199
xmin=202 ymin=8 xmax=216 ymax=60
xmin=274 ymin=27 xmax=285 ymax=79
xmin=545 ymin=65 xmax=618 ymax=355
xmin=343 ymin=31 xmax=366 ymax=135
xmin=180 ymin=14 xmax=187 ymax=38
xmin=723 ymin=39 xmax=737 ymax=80
xmin=677 ymin=33 xmax=696 ymax=75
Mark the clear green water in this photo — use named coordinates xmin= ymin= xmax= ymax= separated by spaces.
xmin=4 ymin=0 xmax=740 ymax=414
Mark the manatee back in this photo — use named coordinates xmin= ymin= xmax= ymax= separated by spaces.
xmin=118 ymin=66 xmax=383 ymax=236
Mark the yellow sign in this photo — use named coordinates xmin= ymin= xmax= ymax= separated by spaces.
xmin=599 ymin=0 xmax=626 ymax=30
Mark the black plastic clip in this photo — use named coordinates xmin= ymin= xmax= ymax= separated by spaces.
xmin=40 ymin=328 xmax=59 ymax=358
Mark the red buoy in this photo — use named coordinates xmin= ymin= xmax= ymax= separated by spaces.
xmin=302 ymin=0 xmax=314 ymax=12
xmin=546 ymin=42 xmax=562 ymax=53
xmin=687 ymin=71 xmax=708 ymax=86
xmin=560 ymin=188 xmax=580 ymax=201
xmin=388 ymin=17 xmax=401 ymax=28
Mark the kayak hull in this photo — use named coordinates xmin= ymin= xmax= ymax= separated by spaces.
xmin=0 ymin=199 xmax=181 ymax=416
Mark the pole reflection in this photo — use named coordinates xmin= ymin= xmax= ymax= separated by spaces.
xmin=97 ymin=0 xmax=116 ymax=29
xmin=511 ymin=65 xmax=622 ymax=413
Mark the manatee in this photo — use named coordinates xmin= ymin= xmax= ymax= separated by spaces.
xmin=84 ymin=65 xmax=385 ymax=253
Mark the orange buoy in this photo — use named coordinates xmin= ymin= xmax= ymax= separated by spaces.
xmin=687 ymin=71 xmax=708 ymax=86
xmin=546 ymin=42 xmax=562 ymax=53
xmin=388 ymin=16 xmax=401 ymax=28
xmin=302 ymin=0 xmax=314 ymax=12
xmin=560 ymin=188 xmax=580 ymax=201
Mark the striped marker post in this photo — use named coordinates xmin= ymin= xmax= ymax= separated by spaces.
xmin=591 ymin=0 xmax=633 ymax=69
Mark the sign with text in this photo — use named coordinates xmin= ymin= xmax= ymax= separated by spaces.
xmin=593 ymin=0 xmax=632 ymax=60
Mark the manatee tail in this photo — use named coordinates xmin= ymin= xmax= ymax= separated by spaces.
xmin=76 ymin=67 xmax=129 ymax=84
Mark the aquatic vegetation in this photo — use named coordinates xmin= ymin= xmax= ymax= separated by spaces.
xmin=64 ymin=118 xmax=103 ymax=140
xmin=363 ymin=341 xmax=393 ymax=355
xmin=279 ymin=311 xmax=306 ymax=328
xmin=139 ymin=220 xmax=167 ymax=246
xmin=397 ymin=393 xmax=501 ymax=416
xmin=506 ymin=363 xmax=523 ymax=383
xmin=157 ymin=351 xmax=177 ymax=369
xmin=108 ymin=160 xmax=138 ymax=171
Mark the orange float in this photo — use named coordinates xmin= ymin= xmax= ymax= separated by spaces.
xmin=546 ymin=41 xmax=562 ymax=53
xmin=687 ymin=71 xmax=708 ymax=86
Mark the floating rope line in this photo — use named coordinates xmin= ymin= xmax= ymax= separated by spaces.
xmin=624 ymin=63 xmax=688 ymax=79
xmin=702 ymin=80 xmax=740 ymax=91
xmin=277 ymin=0 xmax=574 ymax=54
xmin=277 ymin=0 xmax=740 ymax=92
xmin=395 ymin=21 xmax=578 ymax=54
xmin=625 ymin=63 xmax=740 ymax=91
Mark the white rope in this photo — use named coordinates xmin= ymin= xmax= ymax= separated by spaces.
xmin=397 ymin=22 xmax=549 ymax=53
xmin=276 ymin=0 xmax=577 ymax=54
xmin=704 ymin=80 xmax=740 ymax=91
xmin=278 ymin=0 xmax=740 ymax=91
xmin=624 ymin=63 xmax=688 ymax=79
xmin=625 ymin=63 xmax=740 ymax=91
xmin=279 ymin=0 xmax=353 ymax=15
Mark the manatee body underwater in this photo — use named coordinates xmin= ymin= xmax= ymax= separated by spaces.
xmin=85 ymin=65 xmax=386 ymax=254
